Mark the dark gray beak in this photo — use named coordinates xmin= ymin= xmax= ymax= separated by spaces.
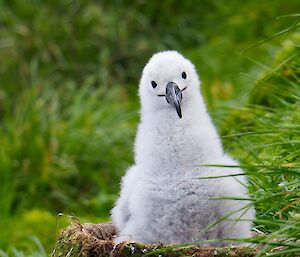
xmin=165 ymin=82 xmax=183 ymax=118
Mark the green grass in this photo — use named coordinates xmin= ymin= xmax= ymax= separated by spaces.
xmin=219 ymin=30 xmax=300 ymax=256
xmin=0 ymin=82 xmax=137 ymax=252
xmin=1 ymin=1 xmax=300 ymax=256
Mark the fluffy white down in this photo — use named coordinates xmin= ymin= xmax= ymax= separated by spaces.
xmin=111 ymin=51 xmax=255 ymax=245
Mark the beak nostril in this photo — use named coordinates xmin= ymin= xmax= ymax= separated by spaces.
xmin=157 ymin=86 xmax=187 ymax=97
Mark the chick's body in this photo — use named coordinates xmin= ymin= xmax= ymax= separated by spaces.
xmin=111 ymin=51 xmax=254 ymax=244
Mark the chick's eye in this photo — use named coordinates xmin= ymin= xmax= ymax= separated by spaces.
xmin=151 ymin=81 xmax=157 ymax=88
xmin=182 ymin=72 xmax=187 ymax=79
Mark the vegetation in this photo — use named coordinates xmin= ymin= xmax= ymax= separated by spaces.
xmin=0 ymin=0 xmax=300 ymax=256
xmin=221 ymin=30 xmax=300 ymax=255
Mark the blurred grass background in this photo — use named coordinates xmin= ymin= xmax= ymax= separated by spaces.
xmin=1 ymin=0 xmax=300 ymax=256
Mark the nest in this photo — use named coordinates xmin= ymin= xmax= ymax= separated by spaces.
xmin=51 ymin=222 xmax=258 ymax=257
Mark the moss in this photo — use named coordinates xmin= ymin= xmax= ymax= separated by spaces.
xmin=213 ymin=247 xmax=256 ymax=257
